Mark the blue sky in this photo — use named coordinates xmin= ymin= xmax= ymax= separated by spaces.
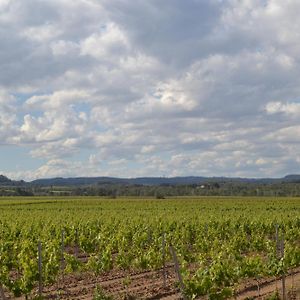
xmin=1 ymin=0 xmax=300 ymax=180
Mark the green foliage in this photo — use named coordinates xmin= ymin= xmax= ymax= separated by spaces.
xmin=266 ymin=290 xmax=280 ymax=300
xmin=0 ymin=196 xmax=299 ymax=298
xmin=93 ymin=285 xmax=113 ymax=300
xmin=86 ymin=250 xmax=112 ymax=275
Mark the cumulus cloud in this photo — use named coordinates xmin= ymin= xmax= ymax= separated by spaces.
xmin=10 ymin=158 xmax=102 ymax=181
xmin=0 ymin=89 xmax=18 ymax=143
xmin=25 ymin=89 xmax=91 ymax=110
xmin=2 ymin=0 xmax=300 ymax=179
xmin=265 ymin=101 xmax=300 ymax=116
xmin=80 ymin=22 xmax=129 ymax=60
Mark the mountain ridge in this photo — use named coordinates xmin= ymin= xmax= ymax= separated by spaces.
xmin=0 ymin=174 xmax=299 ymax=186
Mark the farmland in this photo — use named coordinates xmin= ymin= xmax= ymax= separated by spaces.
xmin=0 ymin=196 xmax=300 ymax=299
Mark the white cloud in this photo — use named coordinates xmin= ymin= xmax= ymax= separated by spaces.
xmin=266 ymin=125 xmax=300 ymax=143
xmin=22 ymin=23 xmax=63 ymax=42
xmin=265 ymin=101 xmax=300 ymax=116
xmin=20 ymin=159 xmax=102 ymax=180
xmin=0 ymin=89 xmax=18 ymax=143
xmin=80 ymin=23 xmax=129 ymax=59
xmin=18 ymin=109 xmax=89 ymax=143
xmin=25 ymin=89 xmax=90 ymax=110
xmin=2 ymin=0 xmax=300 ymax=179
xmin=51 ymin=40 xmax=80 ymax=56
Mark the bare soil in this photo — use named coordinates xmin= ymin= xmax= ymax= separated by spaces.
xmin=233 ymin=268 xmax=300 ymax=300
xmin=3 ymin=265 xmax=300 ymax=299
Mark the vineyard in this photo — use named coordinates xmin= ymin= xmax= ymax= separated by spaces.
xmin=0 ymin=196 xmax=300 ymax=299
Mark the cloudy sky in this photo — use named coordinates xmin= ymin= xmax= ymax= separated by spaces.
xmin=1 ymin=0 xmax=300 ymax=180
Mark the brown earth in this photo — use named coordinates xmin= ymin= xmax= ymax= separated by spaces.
xmin=233 ymin=268 xmax=300 ymax=300
xmin=3 ymin=262 xmax=300 ymax=299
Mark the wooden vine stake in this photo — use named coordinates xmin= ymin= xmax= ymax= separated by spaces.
xmin=75 ymin=228 xmax=79 ymax=259
xmin=61 ymin=229 xmax=65 ymax=278
xmin=38 ymin=241 xmax=43 ymax=298
xmin=169 ymin=245 xmax=187 ymax=300
xmin=281 ymin=235 xmax=286 ymax=300
xmin=162 ymin=232 xmax=167 ymax=289
xmin=275 ymin=224 xmax=279 ymax=257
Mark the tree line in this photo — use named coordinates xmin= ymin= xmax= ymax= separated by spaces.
xmin=1 ymin=181 xmax=300 ymax=197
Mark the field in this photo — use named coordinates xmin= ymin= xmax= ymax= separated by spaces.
xmin=0 ymin=196 xmax=300 ymax=299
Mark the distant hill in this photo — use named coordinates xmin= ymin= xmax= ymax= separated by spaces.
xmin=0 ymin=175 xmax=25 ymax=186
xmin=283 ymin=174 xmax=300 ymax=182
xmin=26 ymin=175 xmax=294 ymax=186
xmin=0 ymin=175 xmax=11 ymax=183
xmin=30 ymin=176 xmax=229 ymax=186
xmin=0 ymin=174 xmax=298 ymax=187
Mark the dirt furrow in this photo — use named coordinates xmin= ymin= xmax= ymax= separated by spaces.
xmin=36 ymin=266 xmax=177 ymax=299
xmin=8 ymin=266 xmax=300 ymax=299
xmin=234 ymin=268 xmax=300 ymax=299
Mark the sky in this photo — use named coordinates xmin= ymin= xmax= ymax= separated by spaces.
xmin=1 ymin=0 xmax=300 ymax=181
